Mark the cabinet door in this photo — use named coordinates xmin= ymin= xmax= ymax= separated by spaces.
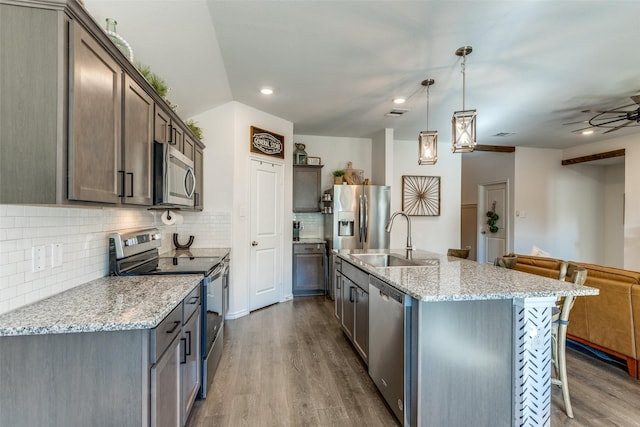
xmin=293 ymin=165 xmax=322 ymax=212
xmin=123 ymin=74 xmax=153 ymax=205
xmin=154 ymin=105 xmax=171 ymax=144
xmin=151 ymin=336 xmax=181 ymax=427
xmin=68 ymin=22 xmax=121 ymax=204
xmin=181 ymin=310 xmax=201 ymax=426
xmin=193 ymin=146 xmax=204 ymax=211
xmin=341 ymin=278 xmax=355 ymax=340
xmin=172 ymin=123 xmax=185 ymax=152
xmin=183 ymin=134 xmax=195 ymax=161
xmin=354 ymin=285 xmax=369 ymax=362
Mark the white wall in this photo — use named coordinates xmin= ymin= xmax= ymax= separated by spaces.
xmin=512 ymin=147 xmax=625 ymax=265
xmin=392 ymin=141 xmax=461 ymax=253
xmin=562 ymin=133 xmax=640 ymax=270
xmin=232 ymin=102 xmax=293 ymax=317
xmin=372 ymin=128 xmax=394 ymax=186
xmin=293 ymin=134 xmax=372 ymax=192
xmin=603 ymin=163 xmax=625 ymax=267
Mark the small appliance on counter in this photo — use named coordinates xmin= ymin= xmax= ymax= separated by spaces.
xmin=293 ymin=220 xmax=303 ymax=241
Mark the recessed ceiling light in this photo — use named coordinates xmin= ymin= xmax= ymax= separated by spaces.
xmin=581 ymin=129 xmax=594 ymax=135
xmin=260 ymin=88 xmax=273 ymax=95
xmin=393 ymin=97 xmax=406 ymax=104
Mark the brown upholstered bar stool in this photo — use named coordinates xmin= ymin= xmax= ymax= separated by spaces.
xmin=552 ymin=263 xmax=587 ymax=418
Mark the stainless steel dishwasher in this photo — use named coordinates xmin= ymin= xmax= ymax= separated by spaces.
xmin=368 ymin=276 xmax=412 ymax=425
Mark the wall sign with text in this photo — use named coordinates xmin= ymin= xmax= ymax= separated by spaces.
xmin=250 ymin=126 xmax=285 ymax=159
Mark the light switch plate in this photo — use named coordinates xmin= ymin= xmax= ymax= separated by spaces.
xmin=51 ymin=243 xmax=63 ymax=267
xmin=32 ymin=246 xmax=45 ymax=272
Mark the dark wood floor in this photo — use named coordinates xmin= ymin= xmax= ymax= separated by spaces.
xmin=187 ymin=296 xmax=640 ymax=427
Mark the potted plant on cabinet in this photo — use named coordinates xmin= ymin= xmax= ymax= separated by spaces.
xmin=333 ymin=170 xmax=345 ymax=184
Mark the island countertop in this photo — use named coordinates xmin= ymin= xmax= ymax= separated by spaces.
xmin=0 ymin=275 xmax=202 ymax=337
xmin=337 ymin=249 xmax=599 ymax=301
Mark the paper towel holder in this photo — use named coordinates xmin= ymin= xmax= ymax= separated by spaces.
xmin=173 ymin=233 xmax=194 ymax=249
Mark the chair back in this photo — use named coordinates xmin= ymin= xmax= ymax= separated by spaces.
xmin=447 ymin=247 xmax=470 ymax=259
xmin=559 ymin=263 xmax=587 ymax=320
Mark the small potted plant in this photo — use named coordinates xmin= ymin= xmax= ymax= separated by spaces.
xmin=333 ymin=170 xmax=345 ymax=184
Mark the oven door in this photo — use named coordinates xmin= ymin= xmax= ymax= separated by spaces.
xmin=154 ymin=143 xmax=195 ymax=207
xmin=200 ymin=263 xmax=224 ymax=398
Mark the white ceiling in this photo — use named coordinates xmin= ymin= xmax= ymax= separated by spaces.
xmin=84 ymin=0 xmax=640 ymax=150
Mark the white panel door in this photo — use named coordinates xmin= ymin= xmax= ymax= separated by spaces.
xmin=480 ymin=183 xmax=507 ymax=264
xmin=249 ymin=159 xmax=283 ymax=311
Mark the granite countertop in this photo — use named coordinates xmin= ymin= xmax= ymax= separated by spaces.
xmin=0 ymin=275 xmax=202 ymax=337
xmin=293 ymin=238 xmax=326 ymax=245
xmin=338 ymin=249 xmax=599 ymax=302
xmin=161 ymin=247 xmax=230 ymax=259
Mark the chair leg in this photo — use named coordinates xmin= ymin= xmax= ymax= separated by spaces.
xmin=557 ymin=325 xmax=573 ymax=418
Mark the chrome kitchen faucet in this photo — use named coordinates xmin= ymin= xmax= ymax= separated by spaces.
xmin=385 ymin=211 xmax=413 ymax=259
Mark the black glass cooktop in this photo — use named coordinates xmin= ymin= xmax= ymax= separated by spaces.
xmin=154 ymin=256 xmax=221 ymax=275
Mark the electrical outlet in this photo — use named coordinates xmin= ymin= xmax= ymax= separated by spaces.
xmin=51 ymin=243 xmax=63 ymax=267
xmin=32 ymin=246 xmax=45 ymax=272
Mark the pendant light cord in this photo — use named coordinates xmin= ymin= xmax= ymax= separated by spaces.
xmin=461 ymin=51 xmax=466 ymax=111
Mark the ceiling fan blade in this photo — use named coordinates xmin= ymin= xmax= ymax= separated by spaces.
xmin=571 ymin=125 xmax=596 ymax=133
xmin=563 ymin=119 xmax=589 ymax=125
xmin=602 ymin=120 xmax=635 ymax=134
xmin=631 ymin=95 xmax=640 ymax=106
xmin=590 ymin=116 xmax=629 ymax=127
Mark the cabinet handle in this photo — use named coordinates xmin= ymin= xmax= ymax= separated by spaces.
xmin=127 ymin=172 xmax=134 ymax=197
xmin=336 ymin=277 xmax=341 ymax=290
xmin=165 ymin=320 xmax=180 ymax=334
xmin=194 ymin=192 xmax=199 ymax=207
xmin=117 ymin=170 xmax=125 ymax=197
xmin=185 ymin=330 xmax=192 ymax=356
xmin=187 ymin=296 xmax=199 ymax=305
xmin=168 ymin=123 xmax=174 ymax=144
xmin=180 ymin=337 xmax=187 ymax=364
xmin=349 ymin=286 xmax=354 ymax=303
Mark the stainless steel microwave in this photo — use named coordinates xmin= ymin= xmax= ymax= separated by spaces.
xmin=154 ymin=143 xmax=196 ymax=207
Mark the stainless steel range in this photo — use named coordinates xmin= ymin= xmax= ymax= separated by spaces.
xmin=108 ymin=228 xmax=229 ymax=399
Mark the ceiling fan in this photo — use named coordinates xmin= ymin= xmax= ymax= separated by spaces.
xmin=566 ymin=95 xmax=640 ymax=134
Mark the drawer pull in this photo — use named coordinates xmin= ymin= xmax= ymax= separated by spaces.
xmin=187 ymin=296 xmax=199 ymax=305
xmin=166 ymin=320 xmax=180 ymax=334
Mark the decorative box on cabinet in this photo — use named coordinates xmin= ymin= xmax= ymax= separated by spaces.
xmin=293 ymin=165 xmax=323 ymax=212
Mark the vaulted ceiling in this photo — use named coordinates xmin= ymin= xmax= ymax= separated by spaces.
xmin=84 ymin=0 xmax=640 ymax=150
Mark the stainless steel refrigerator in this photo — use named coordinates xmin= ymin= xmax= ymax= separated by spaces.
xmin=324 ymin=185 xmax=391 ymax=297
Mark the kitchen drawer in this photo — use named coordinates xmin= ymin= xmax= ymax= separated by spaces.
xmin=151 ymin=302 xmax=183 ymax=364
xmin=294 ymin=243 xmax=325 ymax=254
xmin=342 ymin=261 xmax=369 ymax=289
xmin=183 ymin=285 xmax=201 ymax=323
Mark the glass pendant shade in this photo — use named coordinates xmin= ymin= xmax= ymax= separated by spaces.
xmin=418 ymin=131 xmax=438 ymax=165
xmin=451 ymin=109 xmax=477 ymax=153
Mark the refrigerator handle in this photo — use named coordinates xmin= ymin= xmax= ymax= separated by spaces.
xmin=358 ymin=195 xmax=364 ymax=243
xmin=363 ymin=194 xmax=369 ymax=243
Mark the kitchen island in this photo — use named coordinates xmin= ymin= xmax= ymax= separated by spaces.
xmin=337 ymin=249 xmax=598 ymax=427
xmin=0 ymin=275 xmax=202 ymax=427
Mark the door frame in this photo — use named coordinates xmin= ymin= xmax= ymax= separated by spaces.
xmin=477 ymin=179 xmax=511 ymax=264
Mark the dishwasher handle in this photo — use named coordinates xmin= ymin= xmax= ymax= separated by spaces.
xmin=370 ymin=277 xmax=403 ymax=304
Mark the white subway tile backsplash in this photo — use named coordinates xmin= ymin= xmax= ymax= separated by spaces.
xmin=0 ymin=205 xmax=232 ymax=315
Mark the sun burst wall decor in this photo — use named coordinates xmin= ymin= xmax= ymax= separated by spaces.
xmin=402 ymin=175 xmax=440 ymax=216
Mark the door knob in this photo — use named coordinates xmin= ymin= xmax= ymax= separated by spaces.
xmin=251 ymin=241 xmax=258 ymax=246
xmin=481 ymin=231 xmax=486 ymax=234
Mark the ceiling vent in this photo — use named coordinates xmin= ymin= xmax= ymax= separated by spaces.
xmin=386 ymin=108 xmax=409 ymax=117
xmin=493 ymin=132 xmax=514 ymax=137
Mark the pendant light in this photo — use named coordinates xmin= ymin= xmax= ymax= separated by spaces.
xmin=418 ymin=78 xmax=438 ymax=165
xmin=452 ymin=46 xmax=477 ymax=153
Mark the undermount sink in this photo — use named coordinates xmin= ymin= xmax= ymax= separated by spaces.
xmin=350 ymin=253 xmax=421 ymax=268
